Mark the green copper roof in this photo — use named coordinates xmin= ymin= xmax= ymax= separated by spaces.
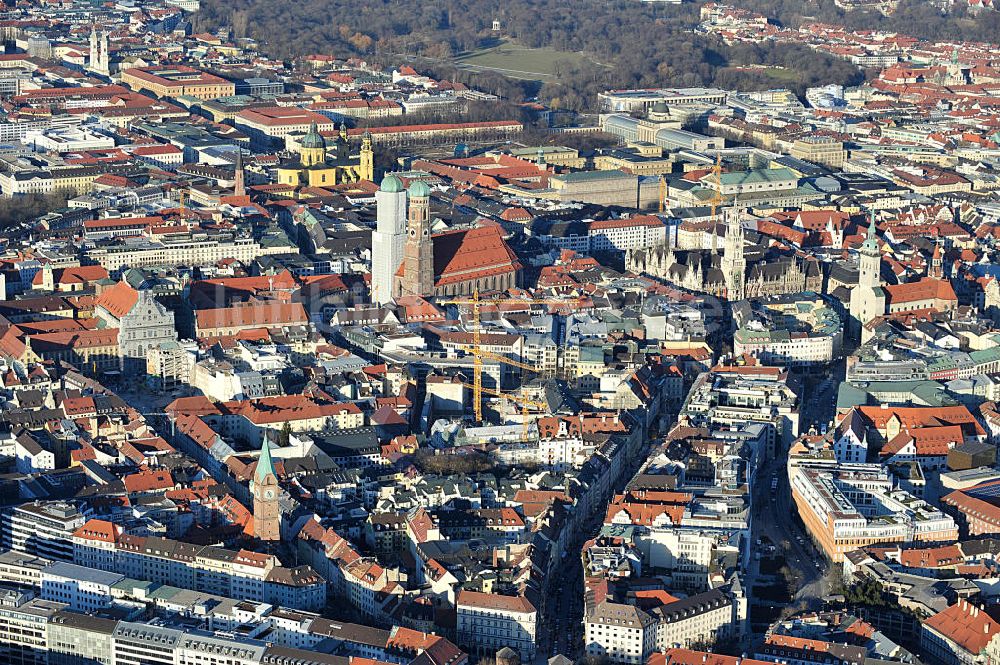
xmin=380 ymin=174 xmax=404 ymax=193
xmin=409 ymin=180 xmax=431 ymax=197
xmin=256 ymin=437 xmax=276 ymax=483
xmin=301 ymin=122 xmax=325 ymax=149
xmin=861 ymin=212 xmax=879 ymax=253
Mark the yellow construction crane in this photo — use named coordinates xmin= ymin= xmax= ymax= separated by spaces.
xmin=461 ymin=382 xmax=547 ymax=440
xmin=440 ymin=289 xmax=581 ymax=422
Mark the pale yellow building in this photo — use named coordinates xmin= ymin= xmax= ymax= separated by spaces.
xmin=121 ymin=66 xmax=235 ymax=100
xmin=790 ymin=136 xmax=847 ymax=168
xmin=276 ymin=123 xmax=374 ymax=189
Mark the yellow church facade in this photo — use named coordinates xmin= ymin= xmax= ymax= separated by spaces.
xmin=276 ymin=122 xmax=374 ymax=189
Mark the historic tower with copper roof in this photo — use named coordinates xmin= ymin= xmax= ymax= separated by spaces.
xmin=252 ymin=435 xmax=281 ymax=541
xmin=397 ymin=181 xmax=434 ymax=298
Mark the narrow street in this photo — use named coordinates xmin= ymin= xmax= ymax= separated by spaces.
xmin=747 ymin=363 xmax=845 ymax=632
xmin=541 ymin=435 xmax=657 ymax=660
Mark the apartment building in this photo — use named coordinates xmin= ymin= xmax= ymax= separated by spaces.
xmin=790 ymin=462 xmax=958 ymax=562
xmin=205 ymin=395 xmax=364 ymax=445
xmin=1 ymin=501 xmax=86 ymax=562
xmin=112 ymin=622 xmax=267 ymax=665
xmin=71 ymin=519 xmax=326 ymax=611
xmin=585 ymin=587 xmax=746 ymax=664
xmin=586 ymin=601 xmax=657 ymax=664
xmin=85 ymin=235 xmax=288 ymax=274
xmin=920 ymin=600 xmax=1000 ymax=665
xmin=456 ymin=590 xmax=537 ymax=661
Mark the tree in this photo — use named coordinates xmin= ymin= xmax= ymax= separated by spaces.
xmin=843 ymin=577 xmax=887 ymax=607
xmin=0 ymin=190 xmax=71 ymax=230
xmin=192 ymin=0 xmax=868 ymax=112
xmin=278 ymin=422 xmax=291 ymax=448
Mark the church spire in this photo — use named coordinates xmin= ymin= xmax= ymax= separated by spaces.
xmin=721 ymin=204 xmax=746 ymax=301
xmin=861 ymin=211 xmax=879 ymax=254
xmin=234 ymin=150 xmax=246 ymax=197
xmin=858 ymin=211 xmax=882 ymax=289
xmin=255 ymin=434 xmax=276 ymax=486
xmin=931 ymin=228 xmax=943 ymax=279
xmin=252 ymin=433 xmax=280 ymax=542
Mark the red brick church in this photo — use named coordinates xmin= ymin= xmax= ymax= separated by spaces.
xmin=393 ymin=180 xmax=521 ymax=298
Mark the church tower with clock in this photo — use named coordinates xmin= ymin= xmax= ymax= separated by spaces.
xmin=252 ymin=435 xmax=281 ymax=541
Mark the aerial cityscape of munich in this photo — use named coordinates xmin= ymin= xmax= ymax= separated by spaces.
xmin=2 ymin=0 xmax=1000 ymax=664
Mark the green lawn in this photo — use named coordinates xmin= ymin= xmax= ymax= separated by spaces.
xmin=453 ymin=41 xmax=584 ymax=80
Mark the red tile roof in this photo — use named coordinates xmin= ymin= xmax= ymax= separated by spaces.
xmin=923 ymin=601 xmax=1000 ymax=655
xmin=858 ymin=405 xmax=985 ymax=437
xmin=73 ymin=518 xmax=121 ymax=543
xmin=884 ymin=277 xmax=957 ymax=306
xmin=218 ymin=394 xmax=360 ymax=425
xmin=123 ymin=469 xmax=174 ymax=493
xmin=654 ymin=649 xmax=772 ymax=665
xmin=881 ymin=425 xmax=964 ymax=457
xmin=431 ymin=225 xmax=521 ymax=287
xmin=95 ymin=281 xmax=139 ymax=319
xmin=29 ymin=328 xmax=118 ymax=352
xmin=195 ymin=301 xmax=309 ymax=333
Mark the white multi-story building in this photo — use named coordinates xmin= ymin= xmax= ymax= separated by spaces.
xmin=456 ymin=590 xmax=537 ymax=661
xmin=0 ymin=592 xmax=64 ymax=665
xmin=534 ymin=216 xmax=668 ymax=255
xmin=585 ymin=602 xmax=657 ymax=664
xmin=85 ymin=235 xmax=288 ymax=274
xmin=371 ymin=175 xmax=407 ymax=304
xmin=790 ymin=460 xmax=958 ymax=562
xmin=71 ymin=519 xmax=326 ymax=611
xmin=40 ymin=562 xmax=123 ymax=614
xmin=1 ymin=502 xmax=85 ymax=562
xmin=585 ymin=586 xmax=746 ymax=664
xmin=681 ymin=366 xmax=801 ymax=459
xmin=25 ymin=127 xmax=116 ymax=153
xmin=732 ymin=294 xmax=843 ymax=367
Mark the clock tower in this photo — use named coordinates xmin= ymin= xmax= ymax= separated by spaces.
xmin=252 ymin=435 xmax=281 ymax=541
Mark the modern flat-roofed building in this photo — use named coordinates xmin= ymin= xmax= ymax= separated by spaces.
xmin=1 ymin=502 xmax=85 ymax=562
xmin=47 ymin=611 xmax=118 ymax=665
xmin=790 ymin=460 xmax=958 ymax=562
xmin=0 ymin=592 xmax=65 ymax=665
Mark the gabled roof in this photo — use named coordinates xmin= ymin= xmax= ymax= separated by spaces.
xmin=881 ymin=424 xmax=964 ymax=457
xmin=923 ymin=600 xmax=1000 ymax=655
xmin=883 ymin=277 xmax=957 ymax=305
xmin=95 ymin=281 xmax=139 ymax=319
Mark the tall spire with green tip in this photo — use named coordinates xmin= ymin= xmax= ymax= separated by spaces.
xmin=253 ymin=434 xmax=276 ymax=490
xmin=861 ymin=211 xmax=878 ymax=254
xmin=858 ymin=210 xmax=882 ymax=289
